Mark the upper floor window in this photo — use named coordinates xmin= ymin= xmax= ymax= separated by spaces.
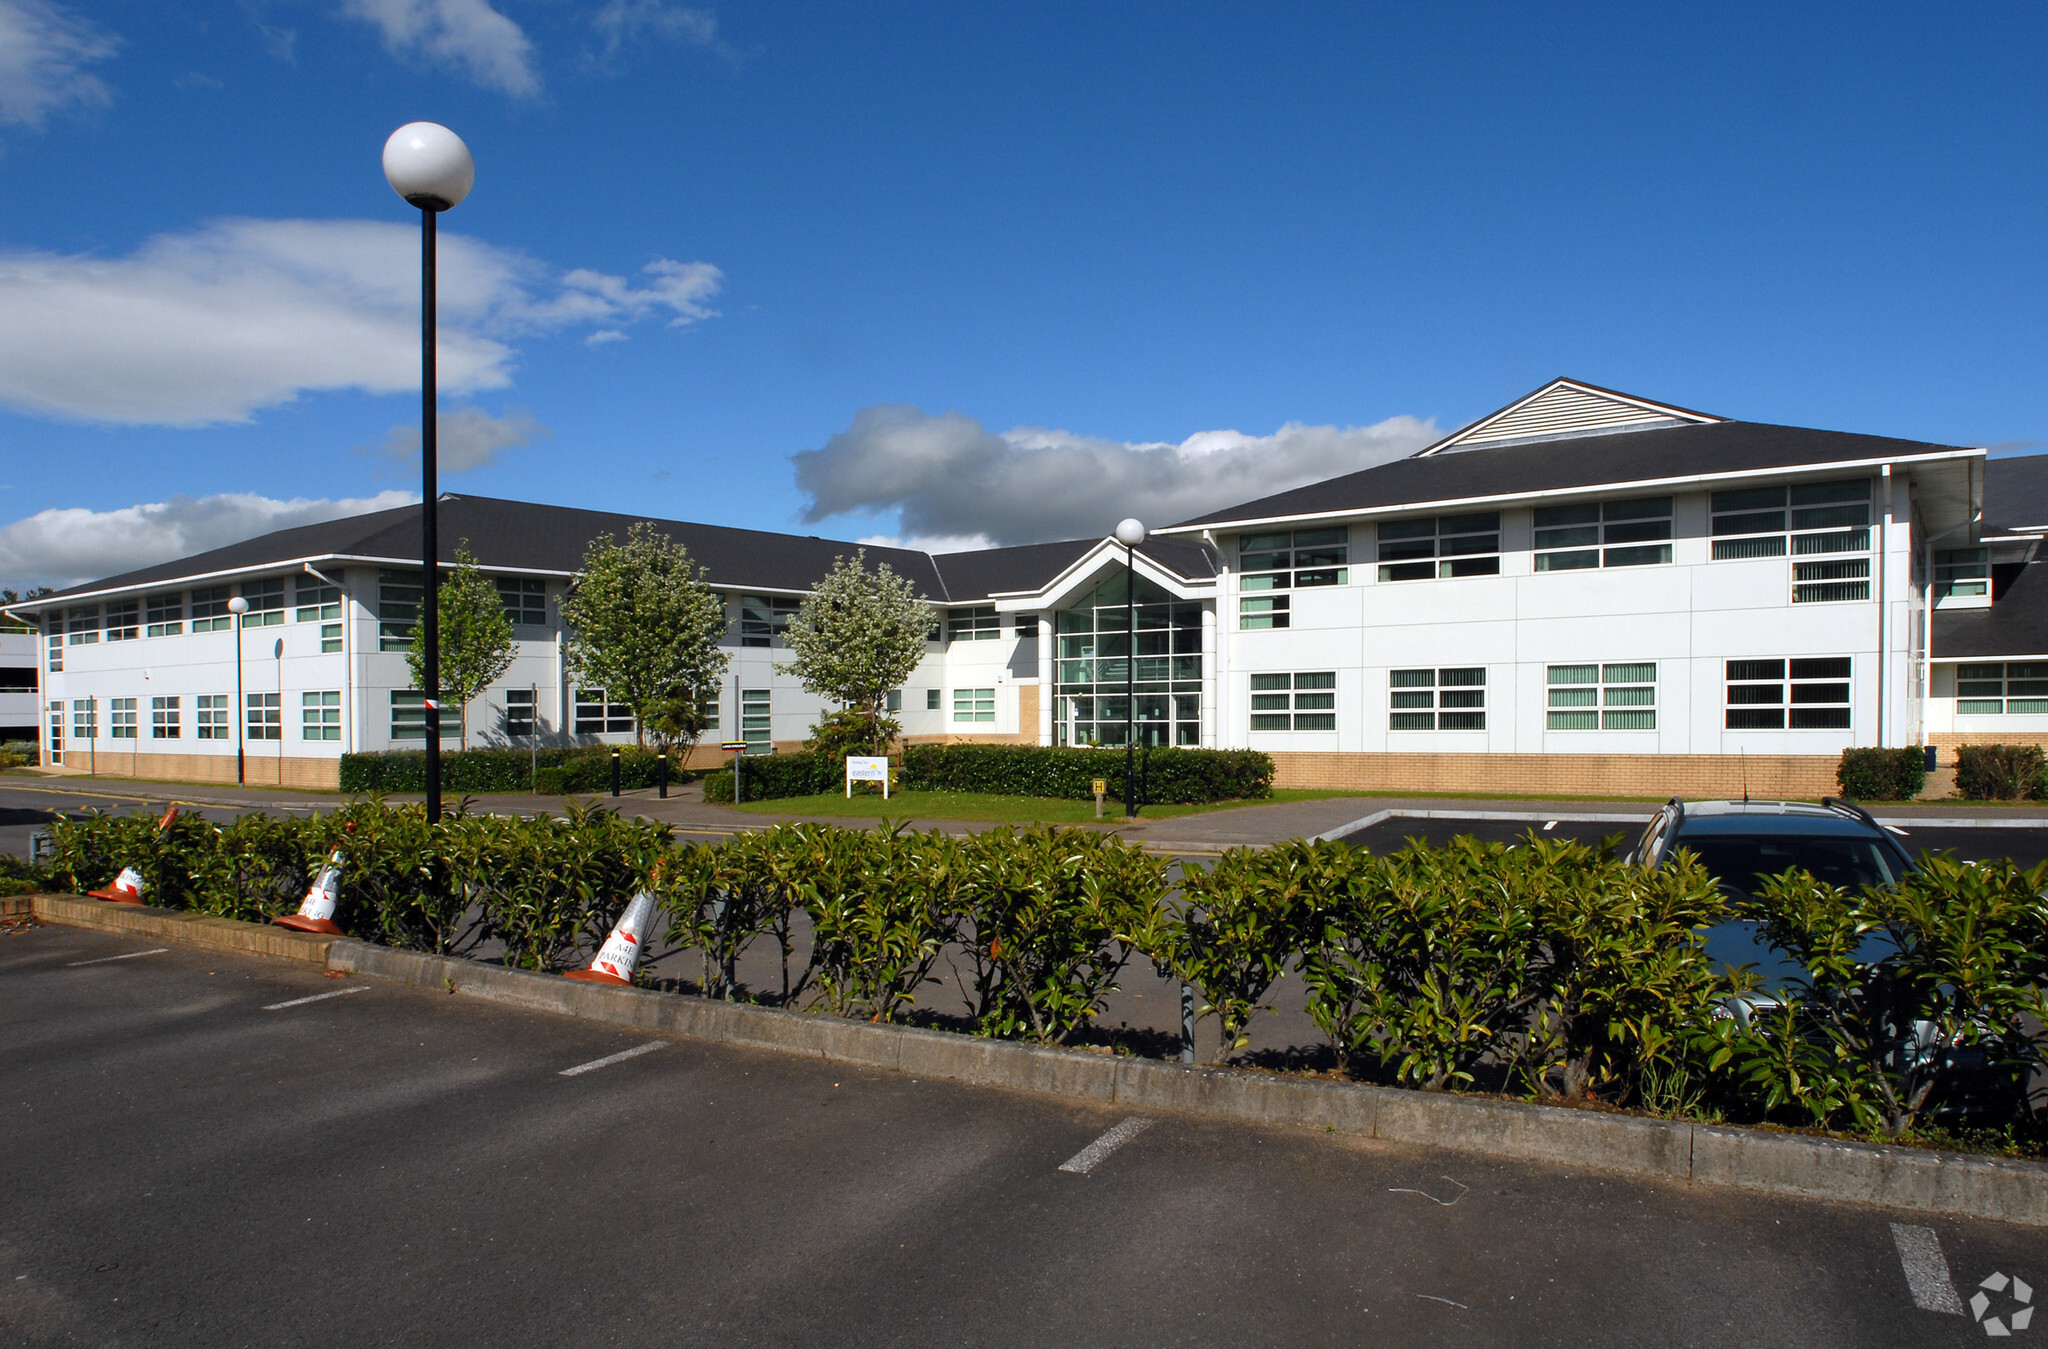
xmin=241 ymin=577 xmax=285 ymax=626
xmin=146 ymin=592 xmax=183 ymax=637
xmin=44 ymin=623 xmax=61 ymax=672
xmin=739 ymin=594 xmax=799 ymax=647
xmin=190 ymin=586 xmax=232 ymax=632
xmin=295 ymin=578 xmax=340 ymax=622
xmin=1535 ymin=498 xmax=1672 ymax=572
xmin=1375 ymin=516 xmax=1496 ymax=582
xmin=379 ymin=571 xmax=422 ymax=652
xmin=1242 ymin=527 xmax=1349 ymax=590
xmin=1711 ymin=480 xmax=1872 ymax=605
xmin=105 ymin=599 xmax=139 ymax=642
xmin=1935 ymin=548 xmax=1990 ymax=601
xmin=496 ymin=576 xmax=547 ymax=627
xmin=947 ymin=605 xmax=1001 ymax=641
xmin=67 ymin=605 xmax=99 ymax=645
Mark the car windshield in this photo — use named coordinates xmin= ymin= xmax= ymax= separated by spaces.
xmin=1672 ymin=831 xmax=1909 ymax=902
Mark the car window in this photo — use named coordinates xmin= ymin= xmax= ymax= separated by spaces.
xmin=1672 ymin=832 xmax=1908 ymax=900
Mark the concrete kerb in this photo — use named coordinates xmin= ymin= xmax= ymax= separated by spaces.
xmin=24 ymin=897 xmax=2048 ymax=1227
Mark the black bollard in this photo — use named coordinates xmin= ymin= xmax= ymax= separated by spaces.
xmin=610 ymin=748 xmax=621 ymax=797
xmin=1180 ymin=983 xmax=1196 ymax=1063
xmin=658 ymin=751 xmax=669 ymax=799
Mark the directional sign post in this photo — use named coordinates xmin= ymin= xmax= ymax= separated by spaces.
xmin=721 ymin=741 xmax=748 ymax=803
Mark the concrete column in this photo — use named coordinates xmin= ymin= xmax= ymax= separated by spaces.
xmin=1201 ymin=603 xmax=1218 ymax=747
xmin=1036 ymin=611 xmax=1054 ymax=746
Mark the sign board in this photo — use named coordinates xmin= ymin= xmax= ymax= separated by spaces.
xmin=720 ymin=741 xmax=748 ymax=753
xmin=846 ymin=755 xmax=891 ymax=799
xmin=1092 ymin=779 xmax=1107 ymax=797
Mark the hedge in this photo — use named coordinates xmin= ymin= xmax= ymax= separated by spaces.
xmin=341 ymin=746 xmax=696 ymax=795
xmin=1954 ymin=744 xmax=2048 ymax=801
xmin=1835 ymin=747 xmax=1927 ymax=801
xmin=703 ymin=743 xmax=1275 ymax=805
xmin=37 ymin=801 xmax=2048 ymax=1140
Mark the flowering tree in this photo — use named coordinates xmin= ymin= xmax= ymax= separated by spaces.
xmin=407 ymin=542 xmax=515 ymax=745
xmin=560 ymin=523 xmax=729 ymax=748
xmin=780 ymin=550 xmax=934 ymax=755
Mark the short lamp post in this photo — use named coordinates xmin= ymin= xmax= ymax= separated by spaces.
xmin=228 ymin=596 xmax=250 ymax=785
xmin=1114 ymin=517 xmax=1147 ymax=819
xmin=383 ymin=121 xmax=475 ymax=824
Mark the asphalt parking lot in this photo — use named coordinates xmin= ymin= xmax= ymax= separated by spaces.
xmin=3 ymin=925 xmax=2044 ymax=1348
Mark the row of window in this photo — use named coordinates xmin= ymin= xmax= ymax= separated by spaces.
xmin=1956 ymin=662 xmax=2048 ymax=715
xmin=1242 ymin=659 xmax=1854 ymax=733
xmin=51 ymin=693 xmax=334 ymax=743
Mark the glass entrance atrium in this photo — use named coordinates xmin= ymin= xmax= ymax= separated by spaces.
xmin=1055 ymin=573 xmax=1204 ymax=747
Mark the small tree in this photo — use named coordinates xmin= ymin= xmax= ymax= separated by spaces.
xmin=407 ymin=542 xmax=515 ymax=746
xmin=560 ymin=522 xmax=729 ymax=748
xmin=780 ymin=550 xmax=935 ymax=756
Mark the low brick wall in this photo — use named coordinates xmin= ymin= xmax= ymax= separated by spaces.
xmin=1269 ymin=751 xmax=1842 ymax=799
xmin=47 ymin=751 xmax=341 ymax=790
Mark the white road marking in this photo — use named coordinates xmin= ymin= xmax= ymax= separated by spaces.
xmin=262 ymin=986 xmax=368 ymax=1011
xmin=66 ymin=948 xmax=169 ymax=967
xmin=559 ymin=1041 xmax=666 ymax=1076
xmin=1058 ymin=1117 xmax=1154 ymax=1174
xmin=1389 ymin=1176 xmax=1469 ymax=1206
xmin=1542 ymin=820 xmax=1557 ymax=831
xmin=1416 ymin=1294 xmax=1468 ymax=1309
xmin=1891 ymin=1222 xmax=1965 ymax=1314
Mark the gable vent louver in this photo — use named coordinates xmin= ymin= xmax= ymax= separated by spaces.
xmin=1421 ymin=379 xmax=1723 ymax=455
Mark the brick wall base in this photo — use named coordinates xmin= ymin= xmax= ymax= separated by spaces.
xmin=1268 ymin=751 xmax=1843 ymax=800
xmin=52 ymin=750 xmax=340 ymax=791
xmin=1931 ymin=731 xmax=2048 ymax=752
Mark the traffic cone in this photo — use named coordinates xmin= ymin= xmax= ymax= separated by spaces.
xmin=274 ymin=848 xmax=346 ymax=935
xmin=88 ymin=806 xmax=178 ymax=903
xmin=565 ymin=888 xmax=659 ymax=986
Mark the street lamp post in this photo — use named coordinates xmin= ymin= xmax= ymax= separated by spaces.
xmin=228 ymin=596 xmax=250 ymax=785
xmin=1114 ymin=518 xmax=1147 ymax=819
xmin=383 ymin=122 xmax=475 ymax=824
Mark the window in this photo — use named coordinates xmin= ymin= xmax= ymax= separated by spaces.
xmin=68 ymin=605 xmax=99 ymax=645
xmin=1014 ymin=615 xmax=1039 ymax=639
xmin=1239 ymin=594 xmax=1289 ymax=629
xmin=741 ymin=688 xmax=771 ymax=754
xmin=379 ymin=571 xmax=423 ymax=651
xmin=302 ymin=691 xmax=341 ymax=740
xmin=47 ymin=701 xmax=62 ymax=758
xmin=1711 ymin=480 xmax=1873 ymax=604
xmin=1375 ymin=516 xmax=1497 ymax=582
xmin=1546 ymin=663 xmax=1657 ymax=730
xmin=1956 ymin=662 xmax=2048 ymax=715
xmin=296 ymin=577 xmax=342 ymax=652
xmin=496 ymin=576 xmax=547 ymax=627
xmin=926 ymin=689 xmax=941 ymax=710
xmin=1936 ymin=548 xmax=1990 ymax=602
xmin=0 ymin=668 xmax=30 ymax=691
xmin=1387 ymin=668 xmax=1484 ymax=731
xmin=105 ymin=599 xmax=139 ymax=642
xmin=1057 ymin=572 xmax=1203 ymax=746
xmin=740 ymin=594 xmax=799 ymax=647
xmin=885 ymin=689 xmax=902 ymax=713
xmin=948 ymin=606 xmax=1001 ymax=641
xmin=1725 ymin=658 xmax=1852 ymax=729
xmin=151 ymin=696 xmax=180 ymax=739
xmin=1241 ymin=527 xmax=1349 ymax=589
xmin=109 ymin=697 xmax=137 ymax=739
xmin=196 ymin=694 xmax=229 ymax=740
xmin=190 ymin=586 xmax=232 ymax=633
xmin=1250 ymin=672 xmax=1339 ymax=731
xmin=505 ymin=688 xmax=537 ymax=738
xmin=72 ymin=698 xmax=96 ymax=739
xmin=391 ymin=691 xmax=430 ymax=741
xmin=242 ymin=577 xmax=285 ymax=626
xmin=247 ymin=692 xmax=282 ymax=740
xmin=45 ymin=622 xmax=61 ymax=672
xmin=1535 ymin=498 xmax=1672 ymax=572
xmin=953 ymin=687 xmax=995 ymax=723
xmin=146 ymin=592 xmax=183 ymax=637
xmin=574 ymin=689 xmax=635 ymax=736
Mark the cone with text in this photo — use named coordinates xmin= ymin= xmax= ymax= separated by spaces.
xmin=565 ymin=864 xmax=663 ymax=986
xmin=87 ymin=806 xmax=178 ymax=904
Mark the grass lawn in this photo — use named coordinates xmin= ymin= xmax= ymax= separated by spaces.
xmin=729 ymin=787 xmax=1371 ymax=823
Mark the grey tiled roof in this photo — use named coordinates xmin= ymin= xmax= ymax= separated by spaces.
xmin=1935 ymin=562 xmax=2048 ymax=660
xmin=1984 ymin=454 xmax=2048 ymax=534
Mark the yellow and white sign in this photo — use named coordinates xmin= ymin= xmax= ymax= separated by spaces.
xmin=846 ymin=755 xmax=891 ymax=798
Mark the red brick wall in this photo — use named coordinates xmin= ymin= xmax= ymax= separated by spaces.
xmin=1268 ymin=751 xmax=1841 ymax=800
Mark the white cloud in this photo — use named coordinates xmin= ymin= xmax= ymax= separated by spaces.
xmin=0 ymin=490 xmax=417 ymax=592
xmin=373 ymin=405 xmax=551 ymax=471
xmin=793 ymin=405 xmax=1438 ymax=545
xmin=588 ymin=0 xmax=728 ymax=64
xmin=342 ymin=0 xmax=538 ymax=97
xmin=856 ymin=531 xmax=997 ymax=555
xmin=0 ymin=0 xmax=117 ymax=130
xmin=0 ymin=217 xmax=724 ymax=426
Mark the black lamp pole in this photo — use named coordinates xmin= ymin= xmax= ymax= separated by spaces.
xmin=419 ymin=205 xmax=442 ymax=823
xmin=1124 ymin=539 xmax=1137 ymax=819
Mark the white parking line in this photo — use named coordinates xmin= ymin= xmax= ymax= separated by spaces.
xmin=66 ymin=948 xmax=169 ymax=967
xmin=262 ymin=986 xmax=368 ymax=1011
xmin=1058 ymin=1117 xmax=1154 ymax=1174
xmin=559 ymin=1041 xmax=666 ymax=1076
xmin=1891 ymin=1222 xmax=1965 ymax=1314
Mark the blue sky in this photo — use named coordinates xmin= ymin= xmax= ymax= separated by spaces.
xmin=1 ymin=2 xmax=2044 ymax=589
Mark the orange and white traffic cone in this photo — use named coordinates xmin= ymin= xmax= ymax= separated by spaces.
xmin=274 ymin=848 xmax=346 ymax=935
xmin=565 ymin=887 xmax=659 ymax=986
xmin=88 ymin=806 xmax=178 ymax=903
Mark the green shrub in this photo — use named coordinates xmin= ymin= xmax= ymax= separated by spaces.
xmin=1953 ymin=744 xmax=2047 ymax=801
xmin=341 ymin=746 xmax=692 ymax=795
xmin=1836 ymin=747 xmax=1928 ymax=801
xmin=901 ymin=743 xmax=1272 ymax=804
xmin=701 ymin=753 xmax=839 ymax=803
xmin=444 ymin=803 xmax=671 ymax=971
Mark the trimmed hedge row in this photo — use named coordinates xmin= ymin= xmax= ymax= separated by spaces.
xmin=1836 ymin=747 xmax=1927 ymax=801
xmin=341 ymin=746 xmax=694 ymax=795
xmin=703 ymin=743 xmax=1275 ymax=805
xmin=37 ymin=802 xmax=2048 ymax=1140
xmin=1955 ymin=744 xmax=2048 ymax=801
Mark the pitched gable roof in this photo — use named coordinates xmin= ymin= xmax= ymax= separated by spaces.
xmin=1419 ymin=378 xmax=1722 ymax=455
